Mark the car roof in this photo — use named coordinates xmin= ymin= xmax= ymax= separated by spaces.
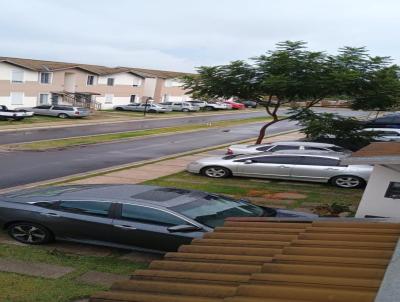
xmin=226 ymin=152 xmax=343 ymax=160
xmin=1 ymin=184 xmax=209 ymax=208
xmin=247 ymin=141 xmax=336 ymax=148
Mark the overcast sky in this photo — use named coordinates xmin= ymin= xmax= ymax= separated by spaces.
xmin=0 ymin=0 xmax=399 ymax=71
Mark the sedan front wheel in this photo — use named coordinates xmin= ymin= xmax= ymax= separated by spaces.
xmin=8 ymin=222 xmax=53 ymax=245
xmin=201 ymin=166 xmax=231 ymax=178
xmin=331 ymin=175 xmax=365 ymax=189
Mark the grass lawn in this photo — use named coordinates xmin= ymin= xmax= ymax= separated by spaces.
xmin=0 ymin=108 xmax=264 ymax=128
xmin=144 ymin=171 xmax=364 ymax=216
xmin=0 ymin=236 xmax=146 ymax=302
xmin=6 ymin=116 xmax=268 ymax=151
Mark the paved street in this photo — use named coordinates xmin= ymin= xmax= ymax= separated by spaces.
xmin=0 ymin=107 xmax=368 ymax=145
xmin=0 ymin=120 xmax=297 ymax=189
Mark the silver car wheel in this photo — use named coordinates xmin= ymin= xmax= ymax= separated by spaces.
xmin=334 ymin=176 xmax=361 ymax=188
xmin=204 ymin=167 xmax=228 ymax=178
xmin=10 ymin=225 xmax=46 ymax=243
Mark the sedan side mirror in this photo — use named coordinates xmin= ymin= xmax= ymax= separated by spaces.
xmin=167 ymin=224 xmax=202 ymax=233
xmin=244 ymin=159 xmax=253 ymax=164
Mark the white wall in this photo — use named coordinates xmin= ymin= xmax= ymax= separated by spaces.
xmin=0 ymin=62 xmax=38 ymax=82
xmin=356 ymin=164 xmax=400 ymax=218
xmin=97 ymin=72 xmax=142 ymax=86
xmin=143 ymin=77 xmax=157 ymax=98
xmin=95 ymin=95 xmax=131 ymax=109
xmin=0 ymin=95 xmax=37 ymax=109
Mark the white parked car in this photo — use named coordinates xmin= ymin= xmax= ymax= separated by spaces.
xmin=187 ymin=153 xmax=372 ymax=188
xmin=227 ymin=141 xmax=351 ymax=156
xmin=17 ymin=105 xmax=90 ymax=118
xmin=362 ymin=128 xmax=400 ymax=142
xmin=159 ymin=102 xmax=200 ymax=112
xmin=0 ymin=105 xmax=34 ymax=121
xmin=114 ymin=103 xmax=171 ymax=113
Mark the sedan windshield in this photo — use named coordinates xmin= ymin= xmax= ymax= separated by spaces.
xmin=171 ymin=195 xmax=264 ymax=228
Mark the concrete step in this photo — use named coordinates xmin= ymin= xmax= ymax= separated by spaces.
xmin=90 ymin=290 xmax=223 ymax=302
xmin=292 ymin=239 xmax=396 ymax=250
xmin=150 ymin=260 xmax=261 ymax=275
xmin=282 ymin=246 xmax=393 ymax=259
xmin=178 ymin=244 xmax=282 ymax=257
xmin=261 ymin=263 xmax=385 ymax=279
xmin=204 ymin=232 xmax=296 ymax=242
xmin=298 ymin=233 xmax=399 ymax=243
xmin=110 ymin=280 xmax=236 ymax=298
xmin=235 ymin=284 xmax=376 ymax=302
xmin=192 ymin=238 xmax=290 ymax=248
xmin=249 ymin=273 xmax=380 ymax=290
xmin=274 ymin=254 xmax=389 ymax=268
xmin=132 ymin=269 xmax=249 ymax=285
xmin=165 ymin=252 xmax=273 ymax=265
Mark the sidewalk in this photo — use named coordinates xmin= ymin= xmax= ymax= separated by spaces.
xmin=70 ymin=131 xmax=303 ymax=185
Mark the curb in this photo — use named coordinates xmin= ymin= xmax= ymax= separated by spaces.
xmin=0 ymin=110 xmax=264 ymax=133
xmin=0 ymin=129 xmax=300 ymax=194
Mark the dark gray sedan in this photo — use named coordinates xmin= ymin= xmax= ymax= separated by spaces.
xmin=0 ymin=185 xmax=315 ymax=252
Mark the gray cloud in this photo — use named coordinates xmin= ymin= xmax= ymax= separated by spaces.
xmin=0 ymin=0 xmax=399 ymax=71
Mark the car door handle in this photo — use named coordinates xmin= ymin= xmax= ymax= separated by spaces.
xmin=325 ymin=168 xmax=339 ymax=171
xmin=114 ymin=225 xmax=137 ymax=230
xmin=279 ymin=165 xmax=290 ymax=168
xmin=41 ymin=212 xmax=60 ymax=217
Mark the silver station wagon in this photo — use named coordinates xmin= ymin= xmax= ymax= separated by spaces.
xmin=18 ymin=105 xmax=90 ymax=118
xmin=187 ymin=153 xmax=373 ymax=188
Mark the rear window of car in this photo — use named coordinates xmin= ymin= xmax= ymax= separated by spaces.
xmin=300 ymin=157 xmax=340 ymax=166
xmin=52 ymin=106 xmax=74 ymax=111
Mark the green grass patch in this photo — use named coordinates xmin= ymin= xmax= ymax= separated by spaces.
xmin=0 ymin=238 xmax=146 ymax=302
xmin=7 ymin=116 xmax=268 ymax=151
xmin=144 ymin=171 xmax=363 ymax=214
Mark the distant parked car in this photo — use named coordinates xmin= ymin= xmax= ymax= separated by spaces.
xmin=114 ymin=103 xmax=170 ymax=113
xmin=0 ymin=105 xmax=34 ymax=121
xmin=187 ymin=153 xmax=372 ymax=188
xmin=159 ymin=102 xmax=200 ymax=112
xmin=187 ymin=100 xmax=207 ymax=109
xmin=0 ymin=185 xmax=315 ymax=252
xmin=223 ymin=100 xmax=245 ymax=110
xmin=227 ymin=141 xmax=351 ymax=156
xmin=362 ymin=113 xmax=400 ymax=128
xmin=362 ymin=128 xmax=400 ymax=142
xmin=236 ymin=100 xmax=258 ymax=108
xmin=203 ymin=102 xmax=231 ymax=111
xmin=18 ymin=105 xmax=90 ymax=118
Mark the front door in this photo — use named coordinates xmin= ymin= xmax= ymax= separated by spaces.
xmin=43 ymin=200 xmax=114 ymax=242
xmin=112 ymin=203 xmax=200 ymax=252
xmin=236 ymin=155 xmax=298 ymax=179
xmin=290 ymin=156 xmax=342 ymax=181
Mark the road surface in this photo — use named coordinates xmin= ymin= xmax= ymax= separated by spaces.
xmin=0 ymin=108 xmax=368 ymax=145
xmin=0 ymin=120 xmax=297 ymax=189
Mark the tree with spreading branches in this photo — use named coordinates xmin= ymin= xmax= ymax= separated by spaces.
xmin=182 ymin=41 xmax=400 ymax=144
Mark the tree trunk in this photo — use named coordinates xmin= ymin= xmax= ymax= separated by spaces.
xmin=255 ymin=117 xmax=279 ymax=144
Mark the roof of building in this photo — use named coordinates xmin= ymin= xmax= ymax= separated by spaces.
xmin=342 ymin=142 xmax=400 ymax=165
xmin=0 ymin=56 xmax=192 ymax=78
xmin=90 ymin=218 xmax=400 ymax=302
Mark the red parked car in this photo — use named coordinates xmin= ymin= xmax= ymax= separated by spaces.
xmin=223 ymin=100 xmax=245 ymax=110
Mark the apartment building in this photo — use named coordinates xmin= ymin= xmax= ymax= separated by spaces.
xmin=0 ymin=57 xmax=192 ymax=109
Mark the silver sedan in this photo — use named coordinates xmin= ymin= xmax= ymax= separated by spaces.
xmin=187 ymin=153 xmax=373 ymax=188
xmin=227 ymin=141 xmax=351 ymax=155
xmin=114 ymin=103 xmax=171 ymax=113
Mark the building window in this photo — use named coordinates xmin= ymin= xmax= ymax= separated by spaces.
xmin=107 ymin=78 xmax=114 ymax=86
xmin=38 ymin=93 xmax=50 ymax=105
xmin=105 ymin=94 xmax=113 ymax=104
xmin=11 ymin=70 xmax=24 ymax=83
xmin=10 ymin=92 xmax=24 ymax=105
xmin=40 ymin=72 xmax=52 ymax=84
xmin=385 ymin=182 xmax=400 ymax=199
xmin=130 ymin=95 xmax=136 ymax=103
xmin=87 ymin=75 xmax=95 ymax=85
